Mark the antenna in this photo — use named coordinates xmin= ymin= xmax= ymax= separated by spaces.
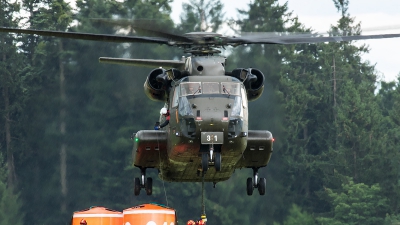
xmin=200 ymin=10 xmax=207 ymax=32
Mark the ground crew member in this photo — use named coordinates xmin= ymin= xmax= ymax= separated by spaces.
xmin=187 ymin=220 xmax=196 ymax=225
xmin=197 ymin=218 xmax=205 ymax=225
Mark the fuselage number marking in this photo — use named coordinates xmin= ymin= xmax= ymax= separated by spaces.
xmin=206 ymin=135 xmax=217 ymax=142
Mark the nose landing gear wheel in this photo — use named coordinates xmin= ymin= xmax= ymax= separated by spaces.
xmin=215 ymin=152 xmax=221 ymax=172
xmin=247 ymin=177 xmax=254 ymax=196
xmin=202 ymin=153 xmax=209 ymax=173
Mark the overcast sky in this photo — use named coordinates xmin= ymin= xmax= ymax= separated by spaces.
xmin=171 ymin=0 xmax=400 ymax=82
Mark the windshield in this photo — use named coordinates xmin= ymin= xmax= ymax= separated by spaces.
xmin=202 ymin=82 xmax=220 ymax=94
xmin=180 ymin=82 xmax=241 ymax=96
xmin=221 ymin=83 xmax=241 ymax=96
xmin=177 ymin=81 xmax=243 ymax=117
xmin=181 ymin=82 xmax=202 ymax=96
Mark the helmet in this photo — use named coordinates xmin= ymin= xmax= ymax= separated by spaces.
xmin=80 ymin=219 xmax=87 ymax=225
xmin=187 ymin=220 xmax=196 ymax=225
xmin=160 ymin=107 xmax=168 ymax=115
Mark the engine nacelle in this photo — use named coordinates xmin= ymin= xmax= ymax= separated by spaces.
xmin=144 ymin=68 xmax=185 ymax=101
xmin=144 ymin=68 xmax=169 ymax=102
xmin=231 ymin=68 xmax=265 ymax=101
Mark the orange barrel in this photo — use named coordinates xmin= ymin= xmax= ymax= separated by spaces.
xmin=72 ymin=206 xmax=123 ymax=225
xmin=123 ymin=203 xmax=177 ymax=225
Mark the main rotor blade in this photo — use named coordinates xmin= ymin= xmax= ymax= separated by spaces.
xmin=230 ymin=33 xmax=400 ymax=45
xmin=91 ymin=19 xmax=193 ymax=43
xmin=4 ymin=26 xmax=400 ymax=50
xmin=0 ymin=27 xmax=171 ymax=45
xmin=99 ymin=57 xmax=185 ymax=69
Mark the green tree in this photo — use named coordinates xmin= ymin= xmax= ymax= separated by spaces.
xmin=317 ymin=177 xmax=389 ymax=224
xmin=313 ymin=2 xmax=400 ymax=219
xmin=385 ymin=213 xmax=400 ymax=225
xmin=15 ymin=0 xmax=75 ymax=223
xmin=35 ymin=0 xmax=73 ymax=215
xmin=377 ymin=77 xmax=400 ymax=213
xmin=178 ymin=0 xmax=225 ymax=33
xmin=273 ymin=0 xmax=395 ymax=220
xmin=0 ymin=154 xmax=24 ymax=225
xmin=274 ymin=204 xmax=316 ymax=225
xmin=65 ymin=0 xmax=131 ymax=211
xmin=0 ymin=0 xmax=24 ymax=192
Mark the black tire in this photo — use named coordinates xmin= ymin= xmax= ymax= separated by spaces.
xmin=258 ymin=177 xmax=266 ymax=195
xmin=247 ymin=177 xmax=253 ymax=196
xmin=215 ymin=152 xmax=221 ymax=172
xmin=145 ymin=177 xmax=153 ymax=195
xmin=202 ymin=153 xmax=209 ymax=172
xmin=134 ymin=178 xmax=141 ymax=196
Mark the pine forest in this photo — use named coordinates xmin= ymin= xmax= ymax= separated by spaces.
xmin=0 ymin=0 xmax=400 ymax=224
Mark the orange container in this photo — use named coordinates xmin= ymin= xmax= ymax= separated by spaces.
xmin=123 ymin=203 xmax=177 ymax=225
xmin=72 ymin=206 xmax=123 ymax=225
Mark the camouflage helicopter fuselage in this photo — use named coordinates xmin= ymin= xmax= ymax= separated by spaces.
xmin=133 ymin=56 xmax=273 ymax=185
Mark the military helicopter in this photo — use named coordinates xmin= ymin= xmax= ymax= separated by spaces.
xmin=2 ymin=22 xmax=400 ymax=197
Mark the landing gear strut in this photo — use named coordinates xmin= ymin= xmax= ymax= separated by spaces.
xmin=246 ymin=167 xmax=266 ymax=196
xmin=134 ymin=167 xmax=152 ymax=196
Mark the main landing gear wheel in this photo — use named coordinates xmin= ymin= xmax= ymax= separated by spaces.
xmin=145 ymin=177 xmax=153 ymax=195
xmin=246 ymin=168 xmax=266 ymax=196
xmin=247 ymin=177 xmax=254 ymax=195
xmin=258 ymin=177 xmax=266 ymax=195
xmin=134 ymin=167 xmax=153 ymax=196
xmin=215 ymin=152 xmax=221 ymax=172
xmin=134 ymin=178 xmax=141 ymax=196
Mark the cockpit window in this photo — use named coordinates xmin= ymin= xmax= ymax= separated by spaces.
xmin=202 ymin=82 xmax=220 ymax=94
xmin=221 ymin=83 xmax=240 ymax=96
xmin=181 ymin=82 xmax=201 ymax=96
xmin=231 ymin=96 xmax=242 ymax=116
xmin=178 ymin=96 xmax=194 ymax=116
